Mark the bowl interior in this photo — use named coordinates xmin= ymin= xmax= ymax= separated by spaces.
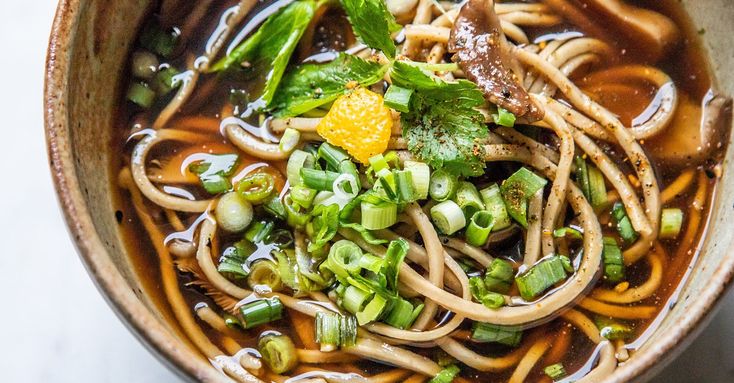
xmin=45 ymin=0 xmax=734 ymax=382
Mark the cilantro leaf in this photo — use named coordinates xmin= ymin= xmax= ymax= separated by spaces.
xmin=210 ymin=0 xmax=318 ymax=108
xmin=271 ymin=53 xmax=388 ymax=117
xmin=340 ymin=0 xmax=400 ymax=57
xmin=390 ymin=62 xmax=488 ymax=176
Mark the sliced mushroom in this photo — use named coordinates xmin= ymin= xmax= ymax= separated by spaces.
xmin=448 ymin=0 xmax=542 ymax=120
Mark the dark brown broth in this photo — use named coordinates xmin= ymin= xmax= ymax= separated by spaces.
xmin=110 ymin=0 xmax=728 ymax=381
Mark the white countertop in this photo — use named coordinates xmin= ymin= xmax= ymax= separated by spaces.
xmin=1 ymin=1 xmax=732 ymax=381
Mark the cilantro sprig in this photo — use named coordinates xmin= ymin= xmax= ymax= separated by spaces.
xmin=390 ymin=62 xmax=489 ymax=176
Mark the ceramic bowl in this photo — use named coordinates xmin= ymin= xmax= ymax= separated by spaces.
xmin=44 ymin=0 xmax=734 ymax=381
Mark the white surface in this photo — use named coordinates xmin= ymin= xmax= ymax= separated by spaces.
xmin=0 ymin=0 xmax=732 ymax=382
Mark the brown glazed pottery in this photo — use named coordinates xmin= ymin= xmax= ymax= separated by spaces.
xmin=44 ymin=0 xmax=734 ymax=381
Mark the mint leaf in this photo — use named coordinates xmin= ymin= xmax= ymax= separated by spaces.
xmin=390 ymin=62 xmax=488 ymax=177
xmin=271 ymin=53 xmax=388 ymax=117
xmin=340 ymin=0 xmax=399 ymax=57
xmin=210 ymin=0 xmax=318 ymax=108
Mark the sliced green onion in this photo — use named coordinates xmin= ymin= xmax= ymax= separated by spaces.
xmin=369 ymin=154 xmax=391 ymax=173
xmin=318 ymin=142 xmax=351 ymax=170
xmin=342 ymin=285 xmax=373 ymax=314
xmin=469 ymin=276 xmax=505 ymax=309
xmin=544 ymin=363 xmax=567 ymax=381
xmin=244 ymin=220 xmax=274 ymax=243
xmin=301 ymin=168 xmax=341 ymax=191
xmin=290 ymin=185 xmax=317 ymax=209
xmin=358 ymin=253 xmax=385 ymax=274
xmin=595 ymin=316 xmax=634 ymax=340
xmin=480 ymin=184 xmax=511 ymax=231
xmin=236 ymin=172 xmax=275 ymax=204
xmin=471 ymin=323 xmax=523 ymax=347
xmin=435 ymin=351 xmax=458 ymax=368
xmin=215 ymin=192 xmax=254 ymax=233
xmin=515 ymin=256 xmax=569 ymax=301
xmin=258 ymin=333 xmax=298 ymax=374
xmin=333 ymin=173 xmax=359 ymax=199
xmin=500 ymin=167 xmax=548 ymax=228
xmin=218 ymin=240 xmax=254 ymax=279
xmin=361 ymin=202 xmax=398 ymax=230
xmin=318 ymin=143 xmax=361 ymax=189
xmin=264 ymin=196 xmax=287 ymax=220
xmin=356 ymin=294 xmax=388 ymax=325
xmin=224 ymin=313 xmax=242 ymax=329
xmin=247 ymin=260 xmax=283 ymax=291
xmin=575 ymin=156 xmax=607 ymax=209
xmin=154 ymin=66 xmax=181 ymax=94
xmin=326 ymin=240 xmax=363 ymax=280
xmin=287 ymin=150 xmax=316 ymax=186
xmin=127 ymin=82 xmax=156 ymax=108
xmin=394 ymin=170 xmax=417 ymax=202
xmin=383 ymin=85 xmax=413 ymax=113
xmin=466 ymin=210 xmax=494 ymax=247
xmin=602 ymin=237 xmax=625 ymax=283
xmin=131 ymin=50 xmax=159 ymax=80
xmin=189 ymin=154 xmax=240 ymax=195
xmin=492 ymin=106 xmax=516 ymax=127
xmin=284 ymin=195 xmax=310 ymax=227
xmin=315 ymin=311 xmax=357 ymax=351
xmin=659 ymin=208 xmax=684 ymax=239
xmin=313 ymin=190 xmax=335 ymax=206
xmin=384 ymin=298 xmax=423 ymax=329
xmin=239 ymin=297 xmax=283 ymax=329
xmin=560 ymin=255 xmax=574 ymax=273
xmin=430 ymin=200 xmax=466 ymax=235
xmin=267 ymin=229 xmax=294 ymax=247
xmin=454 ymin=182 xmax=485 ymax=218
xmin=428 ymin=364 xmax=460 ymax=383
xmin=273 ymin=250 xmax=300 ymax=292
xmin=588 ymin=163 xmax=607 ymax=209
xmin=612 ymin=202 xmax=638 ymax=244
xmin=139 ymin=22 xmax=178 ymax=58
xmin=429 ymin=169 xmax=459 ymax=202
xmin=403 ymin=161 xmax=430 ymax=200
xmin=279 ymin=128 xmax=301 ymax=153
xmin=484 ymin=258 xmax=515 ymax=294
xmin=553 ymin=226 xmax=583 ymax=240
xmin=308 ymin=203 xmax=339 ymax=252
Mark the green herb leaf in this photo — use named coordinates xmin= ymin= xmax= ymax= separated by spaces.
xmin=271 ymin=53 xmax=388 ymax=117
xmin=390 ymin=62 xmax=488 ymax=177
xmin=210 ymin=0 xmax=318 ymax=109
xmin=340 ymin=0 xmax=400 ymax=57
xmin=188 ymin=154 xmax=240 ymax=194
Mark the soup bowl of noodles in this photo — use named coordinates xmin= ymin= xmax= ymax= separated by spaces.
xmin=45 ymin=0 xmax=733 ymax=381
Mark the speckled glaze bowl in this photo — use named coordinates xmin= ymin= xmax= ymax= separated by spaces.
xmin=44 ymin=1 xmax=734 ymax=382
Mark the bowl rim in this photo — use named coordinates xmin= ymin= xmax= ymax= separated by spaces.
xmin=43 ymin=0 xmax=734 ymax=382
xmin=44 ymin=1 xmax=229 ymax=382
